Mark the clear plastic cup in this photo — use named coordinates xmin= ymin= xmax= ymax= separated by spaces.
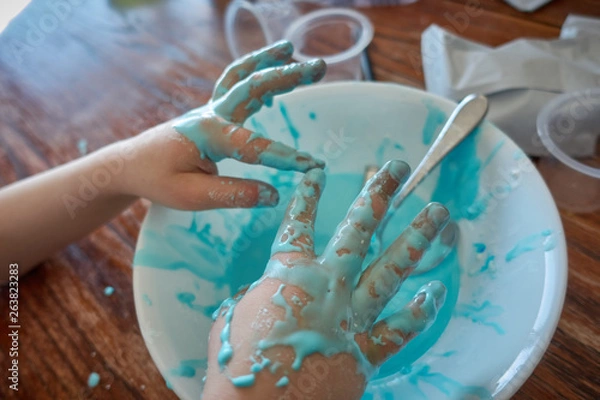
xmin=225 ymin=0 xmax=300 ymax=59
xmin=225 ymin=3 xmax=373 ymax=82
xmin=284 ymin=8 xmax=374 ymax=81
xmin=536 ymin=88 xmax=600 ymax=213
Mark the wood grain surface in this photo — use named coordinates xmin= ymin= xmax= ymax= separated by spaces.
xmin=1 ymin=0 xmax=599 ymax=399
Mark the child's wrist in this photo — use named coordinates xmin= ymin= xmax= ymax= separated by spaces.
xmin=86 ymin=137 xmax=140 ymax=198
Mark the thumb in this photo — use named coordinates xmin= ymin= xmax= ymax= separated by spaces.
xmin=355 ymin=281 xmax=446 ymax=366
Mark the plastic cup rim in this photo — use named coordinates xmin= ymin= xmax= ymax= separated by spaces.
xmin=284 ymin=8 xmax=374 ymax=65
xmin=225 ymin=0 xmax=272 ymax=59
xmin=536 ymin=88 xmax=600 ymax=179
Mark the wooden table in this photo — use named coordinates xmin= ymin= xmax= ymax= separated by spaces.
xmin=1 ymin=0 xmax=599 ymax=399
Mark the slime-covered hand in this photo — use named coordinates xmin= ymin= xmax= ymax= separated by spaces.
xmin=204 ymin=161 xmax=450 ymax=399
xmin=115 ymin=41 xmax=325 ymax=210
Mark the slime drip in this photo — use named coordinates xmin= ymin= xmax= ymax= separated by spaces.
xmin=249 ymin=117 xmax=268 ymax=138
xmin=279 ymin=102 xmax=301 ymax=149
xmin=230 ymin=374 xmax=256 ymax=387
xmin=375 ymin=137 xmax=404 ymax=166
xmin=87 ymin=372 xmax=100 ymax=388
xmin=430 ymin=126 xmax=483 ymax=220
xmin=250 ymin=355 xmax=271 ymax=373
xmin=365 ymin=364 xmax=492 ymax=399
xmin=77 ymin=139 xmax=88 ymax=156
xmin=481 ymin=140 xmax=505 ymax=169
xmin=169 ymin=359 xmax=207 ymax=378
xmin=473 ymin=243 xmax=486 ymax=253
xmin=275 ymin=376 xmax=289 ymax=387
xmin=453 ymin=301 xmax=505 ymax=335
xmin=176 ymin=292 xmax=221 ymax=319
xmin=468 ymin=255 xmax=496 ymax=277
xmin=422 ymin=99 xmax=447 ymax=145
xmin=135 ymin=217 xmax=231 ymax=288
xmin=506 ymin=230 xmax=555 ymax=262
xmin=271 ymin=284 xmax=294 ymax=325
xmin=291 ymin=295 xmax=303 ymax=306
xmin=142 ymin=294 xmax=152 ymax=306
xmin=269 ymin=361 xmax=282 ymax=373
xmin=217 ymin=298 xmax=237 ymax=370
xmin=371 ymin=335 xmax=384 ymax=346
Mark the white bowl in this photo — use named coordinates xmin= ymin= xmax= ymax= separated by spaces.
xmin=133 ymin=82 xmax=567 ymax=399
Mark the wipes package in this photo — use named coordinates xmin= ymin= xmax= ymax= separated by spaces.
xmin=421 ymin=16 xmax=600 ymax=156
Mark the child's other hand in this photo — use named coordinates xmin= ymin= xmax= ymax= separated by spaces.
xmin=114 ymin=41 xmax=326 ymax=210
xmin=204 ymin=162 xmax=450 ymax=399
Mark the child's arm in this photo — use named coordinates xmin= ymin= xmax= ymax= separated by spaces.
xmin=0 ymin=41 xmax=326 ymax=282
xmin=0 ymin=140 xmax=138 ymax=281
xmin=203 ymin=163 xmax=450 ymax=400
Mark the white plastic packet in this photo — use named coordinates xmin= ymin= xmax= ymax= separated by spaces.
xmin=421 ymin=16 xmax=600 ymax=156
xmin=503 ymin=0 xmax=553 ymax=12
xmin=561 ymin=14 xmax=600 ymax=39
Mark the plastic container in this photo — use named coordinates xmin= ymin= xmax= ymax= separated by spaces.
xmin=225 ymin=0 xmax=300 ymax=59
xmin=284 ymin=8 xmax=373 ymax=81
xmin=536 ymin=88 xmax=600 ymax=213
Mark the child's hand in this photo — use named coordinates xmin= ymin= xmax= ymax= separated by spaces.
xmin=114 ymin=41 xmax=326 ymax=210
xmin=0 ymin=41 xmax=326 ymax=277
xmin=203 ymin=161 xmax=450 ymax=400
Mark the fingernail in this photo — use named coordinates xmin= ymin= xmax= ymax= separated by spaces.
xmin=425 ymin=203 xmax=450 ymax=230
xmin=386 ymin=160 xmax=411 ymax=182
xmin=299 ymin=59 xmax=327 ymax=83
xmin=294 ymin=150 xmax=326 ymax=171
xmin=257 ymin=40 xmax=291 ymax=56
xmin=307 ymin=58 xmax=325 ymax=68
xmin=440 ymin=222 xmax=459 ymax=246
xmin=271 ymin=40 xmax=294 ymax=57
xmin=312 ymin=156 xmax=326 ymax=169
xmin=257 ymin=184 xmax=280 ymax=207
xmin=305 ymin=168 xmax=327 ymax=189
xmin=418 ymin=281 xmax=447 ymax=311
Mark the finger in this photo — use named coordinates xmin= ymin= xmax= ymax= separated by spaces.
xmin=270 ymin=168 xmax=326 ymax=260
xmin=187 ymin=116 xmax=325 ymax=171
xmin=212 ymin=41 xmax=294 ymax=101
xmin=320 ymin=160 xmax=411 ymax=277
xmin=362 ymin=281 xmax=446 ymax=365
xmin=196 ymin=157 xmax=219 ymax=176
xmin=169 ymin=174 xmax=279 ymax=210
xmin=214 ymin=59 xmax=327 ymax=124
xmin=413 ymin=221 xmax=459 ymax=275
xmin=351 ymin=203 xmax=450 ymax=327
